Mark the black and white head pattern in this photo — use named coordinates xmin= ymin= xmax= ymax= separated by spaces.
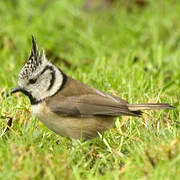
xmin=18 ymin=37 xmax=66 ymax=104
xmin=19 ymin=37 xmax=43 ymax=80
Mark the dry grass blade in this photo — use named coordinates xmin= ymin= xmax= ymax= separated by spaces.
xmin=1 ymin=115 xmax=13 ymax=136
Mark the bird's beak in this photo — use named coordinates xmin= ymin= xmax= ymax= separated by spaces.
xmin=11 ymin=86 xmax=22 ymax=94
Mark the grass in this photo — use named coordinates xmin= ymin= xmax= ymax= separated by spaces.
xmin=0 ymin=0 xmax=180 ymax=179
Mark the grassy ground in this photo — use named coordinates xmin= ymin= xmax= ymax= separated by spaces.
xmin=0 ymin=0 xmax=180 ymax=179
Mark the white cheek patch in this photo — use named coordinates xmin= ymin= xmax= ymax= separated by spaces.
xmin=55 ymin=69 xmax=63 ymax=90
xmin=31 ymin=65 xmax=64 ymax=101
xmin=48 ymin=67 xmax=63 ymax=96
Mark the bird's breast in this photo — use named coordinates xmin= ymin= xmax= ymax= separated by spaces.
xmin=31 ymin=102 xmax=114 ymax=139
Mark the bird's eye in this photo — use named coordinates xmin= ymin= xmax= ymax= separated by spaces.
xmin=29 ymin=78 xmax=37 ymax=84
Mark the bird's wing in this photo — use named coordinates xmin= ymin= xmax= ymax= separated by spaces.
xmin=47 ymin=94 xmax=140 ymax=117
xmin=46 ymin=77 xmax=141 ymax=117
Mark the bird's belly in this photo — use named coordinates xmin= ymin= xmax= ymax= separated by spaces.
xmin=31 ymin=103 xmax=114 ymax=139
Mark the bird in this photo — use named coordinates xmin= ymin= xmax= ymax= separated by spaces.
xmin=11 ymin=37 xmax=174 ymax=140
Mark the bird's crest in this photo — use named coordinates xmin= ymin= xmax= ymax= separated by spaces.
xmin=19 ymin=36 xmax=45 ymax=79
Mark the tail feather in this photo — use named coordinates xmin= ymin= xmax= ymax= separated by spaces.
xmin=128 ymin=103 xmax=174 ymax=111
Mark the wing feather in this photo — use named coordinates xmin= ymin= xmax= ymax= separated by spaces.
xmin=46 ymin=77 xmax=141 ymax=117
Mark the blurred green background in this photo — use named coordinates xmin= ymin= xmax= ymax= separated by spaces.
xmin=0 ymin=0 xmax=179 ymax=179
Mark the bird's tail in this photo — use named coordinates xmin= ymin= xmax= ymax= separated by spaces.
xmin=128 ymin=103 xmax=174 ymax=111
